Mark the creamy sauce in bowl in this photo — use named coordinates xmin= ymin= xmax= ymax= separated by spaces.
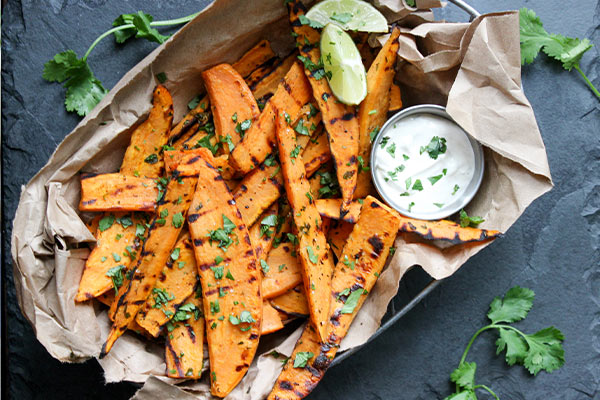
xmin=371 ymin=106 xmax=484 ymax=219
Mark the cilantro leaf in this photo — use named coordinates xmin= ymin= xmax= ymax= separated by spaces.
xmin=298 ymin=14 xmax=324 ymax=29
xmin=495 ymin=327 xmax=528 ymax=366
xmin=420 ymin=136 xmax=447 ymax=159
xmin=98 ymin=214 xmax=115 ymax=232
xmin=112 ymin=13 xmax=137 ymax=43
xmin=459 ymin=209 xmax=485 ymax=228
xmin=449 ymin=362 xmax=476 ymax=390
xmin=340 ymin=289 xmax=362 ymax=314
xmin=293 ymin=351 xmax=315 ymax=368
xmin=129 ymin=11 xmax=170 ymax=44
xmin=487 ymin=286 xmax=535 ymax=324
xmin=43 ymin=50 xmax=108 ymax=116
xmin=306 ymin=246 xmax=318 ymax=264
xmin=444 ymin=391 xmax=477 ymax=400
xmin=522 ymin=327 xmax=565 ymax=375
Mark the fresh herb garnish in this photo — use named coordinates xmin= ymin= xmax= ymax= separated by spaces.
xmin=306 ymin=246 xmax=318 ymax=264
xmin=98 ymin=215 xmax=115 ymax=232
xmin=452 ymin=184 xmax=460 ymax=196
xmin=260 ymin=259 xmax=270 ymax=274
xmin=459 ymin=209 xmax=485 ymax=228
xmin=293 ymin=351 xmax=315 ymax=368
xmin=420 ymin=136 xmax=447 ymax=159
xmin=386 ymin=142 xmax=396 ymax=158
xmin=106 ymin=265 xmax=125 ymax=294
xmin=411 ymin=179 xmax=423 ymax=191
xmin=340 ymin=289 xmax=362 ymax=314
xmin=444 ymin=286 xmax=565 ymax=400
xmin=428 ymin=174 xmax=444 ymax=185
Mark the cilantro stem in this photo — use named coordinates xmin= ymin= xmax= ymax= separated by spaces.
xmin=458 ymin=325 xmax=496 ymax=365
xmin=574 ymin=64 xmax=600 ymax=99
xmin=82 ymin=11 xmax=200 ymax=61
xmin=473 ymin=384 xmax=500 ymax=400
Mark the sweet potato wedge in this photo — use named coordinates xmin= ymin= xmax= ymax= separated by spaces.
xmin=315 ymin=199 xmax=363 ymax=224
xmin=233 ymin=163 xmax=284 ymax=227
xmin=267 ymin=196 xmax=400 ymax=399
xmin=249 ymin=202 xmax=279 ymax=263
xmin=120 ymin=85 xmax=173 ymax=178
xmin=274 ymin=108 xmax=334 ymax=342
xmin=169 ymin=98 xmax=210 ymax=144
xmin=302 ymin=129 xmax=332 ymax=177
xmin=229 ymin=62 xmax=313 ymax=174
xmin=100 ymin=165 xmax=197 ymax=357
xmin=288 ymin=1 xmax=360 ymax=215
xmin=202 ymin=64 xmax=260 ymax=153
xmin=79 ymin=173 xmax=158 ymax=212
xmin=164 ymin=148 xmax=236 ymax=180
xmin=165 ymin=293 xmax=205 ymax=379
xmin=262 ymin=244 xmax=303 ymax=299
xmin=270 ymin=285 xmax=309 ymax=317
xmin=75 ymin=212 xmax=146 ymax=302
xmin=186 ymin=157 xmax=261 ymax=398
xmin=389 ymin=83 xmax=403 ymax=115
xmin=250 ymin=53 xmax=297 ymax=101
xmin=327 ymin=219 xmax=354 ymax=261
xmin=355 ymin=28 xmax=400 ymax=199
xmin=135 ymin=233 xmax=199 ymax=337
xmin=85 ymin=215 xmax=102 ymax=237
xmin=261 ymin=301 xmax=284 ymax=335
xmin=398 ymin=215 xmax=502 ymax=244
xmin=231 ymin=39 xmax=276 ymax=79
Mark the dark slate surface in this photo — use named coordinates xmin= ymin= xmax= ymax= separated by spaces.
xmin=2 ymin=0 xmax=599 ymax=399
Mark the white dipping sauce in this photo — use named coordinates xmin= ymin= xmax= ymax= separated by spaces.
xmin=373 ymin=113 xmax=475 ymax=215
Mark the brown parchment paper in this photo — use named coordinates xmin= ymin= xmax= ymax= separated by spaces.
xmin=10 ymin=1 xmax=552 ymax=399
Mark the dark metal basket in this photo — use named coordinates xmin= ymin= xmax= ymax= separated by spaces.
xmin=330 ymin=0 xmax=481 ymax=367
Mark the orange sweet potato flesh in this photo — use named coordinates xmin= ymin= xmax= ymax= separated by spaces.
xmin=389 ymin=83 xmax=403 ymax=114
xmin=100 ymin=166 xmax=197 ymax=357
xmin=315 ymin=199 xmax=363 ymax=224
xmin=75 ymin=212 xmax=146 ymax=302
xmin=262 ymin=244 xmax=302 ymax=299
xmin=169 ymin=97 xmax=210 ymax=144
xmin=249 ymin=202 xmax=279 ymax=262
xmin=250 ymin=53 xmax=297 ymax=101
xmin=202 ymin=64 xmax=260 ymax=153
xmin=233 ymin=163 xmax=284 ymax=227
xmin=274 ymin=108 xmax=334 ymax=342
xmin=186 ymin=157 xmax=262 ymax=398
xmin=355 ymin=28 xmax=400 ymax=199
xmin=289 ymin=1 xmax=359 ymax=216
xmin=135 ymin=233 xmax=199 ymax=337
xmin=232 ymin=39 xmax=276 ymax=79
xmin=302 ymin=129 xmax=332 ymax=177
xmin=270 ymin=285 xmax=309 ymax=317
xmin=267 ymin=196 xmax=400 ymax=399
xmin=121 ymin=85 xmax=173 ymax=177
xmin=165 ymin=294 xmax=205 ymax=379
xmin=398 ymin=215 xmax=502 ymax=244
xmin=164 ymin=148 xmax=236 ymax=180
xmin=262 ymin=300 xmax=284 ymax=335
xmin=229 ymin=62 xmax=313 ymax=174
xmin=79 ymin=173 xmax=158 ymax=212
xmin=327 ymin=219 xmax=354 ymax=261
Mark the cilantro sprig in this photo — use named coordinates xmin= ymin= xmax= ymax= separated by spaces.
xmin=520 ymin=8 xmax=598 ymax=100
xmin=445 ymin=286 xmax=565 ymax=400
xmin=43 ymin=10 xmax=201 ymax=116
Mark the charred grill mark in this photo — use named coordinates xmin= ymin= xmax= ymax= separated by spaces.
xmin=197 ymin=261 xmax=217 ymax=271
xmin=214 ymin=175 xmax=224 ymax=181
xmin=249 ymin=333 xmax=259 ymax=340
xmin=165 ymin=341 xmax=184 ymax=376
xmin=370 ymin=201 xmax=380 ymax=208
xmin=330 ymin=310 xmax=341 ymax=326
xmin=132 ymin=299 xmax=145 ymax=305
xmin=193 ymin=238 xmax=203 ymax=246
xmin=186 ymin=156 xmax=201 ymax=165
xmin=204 ymin=286 xmax=231 ymax=296
xmin=186 ymin=325 xmax=196 ymax=343
xmin=341 ymin=112 xmax=355 ymax=121
xmin=184 ymin=240 xmax=193 ymax=250
xmin=80 ymin=172 xmax=99 ymax=179
xmin=407 ymin=222 xmax=417 ymax=230
xmin=82 ymin=199 xmax=96 ymax=206
xmin=368 ymin=235 xmax=384 ymax=256
xmin=238 ymin=184 xmax=248 ymax=193
xmin=280 ymin=381 xmax=293 ymax=390
xmin=228 ymin=199 xmax=236 ymax=206
xmin=283 ymin=81 xmax=292 ymax=94
xmin=188 ymin=213 xmax=200 ymax=223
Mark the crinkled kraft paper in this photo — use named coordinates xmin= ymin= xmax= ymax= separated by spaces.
xmin=11 ymin=0 xmax=552 ymax=399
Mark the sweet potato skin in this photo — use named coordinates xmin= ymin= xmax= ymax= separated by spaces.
xmin=100 ymin=166 xmax=197 ymax=357
xmin=79 ymin=173 xmax=157 ymax=212
xmin=202 ymin=64 xmax=260 ymax=153
xmin=165 ymin=294 xmax=205 ymax=379
xmin=270 ymin=285 xmax=309 ymax=317
xmin=135 ymin=232 xmax=199 ymax=337
xmin=75 ymin=212 xmax=146 ymax=302
xmin=261 ymin=301 xmax=284 ymax=335
xmin=288 ymin=1 xmax=359 ymax=215
xmin=121 ymin=85 xmax=173 ymax=177
xmin=355 ymin=28 xmax=400 ymax=199
xmin=267 ymin=196 xmax=400 ymax=400
xmin=398 ymin=215 xmax=502 ymax=244
xmin=274 ymin=108 xmax=333 ymax=342
xmin=262 ymin=244 xmax=303 ymax=299
xmin=229 ymin=62 xmax=313 ymax=174
xmin=186 ymin=156 xmax=262 ymax=398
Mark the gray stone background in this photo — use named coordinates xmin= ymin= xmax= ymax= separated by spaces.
xmin=2 ymin=0 xmax=599 ymax=399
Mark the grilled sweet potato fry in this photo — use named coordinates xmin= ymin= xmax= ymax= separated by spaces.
xmin=202 ymin=64 xmax=260 ymax=153
xmin=121 ymin=85 xmax=173 ymax=177
xmin=398 ymin=215 xmax=502 ymax=244
xmin=355 ymin=28 xmax=400 ymax=199
xmin=267 ymin=196 xmax=400 ymax=399
xmin=186 ymin=156 xmax=261 ymax=398
xmin=327 ymin=219 xmax=354 ymax=261
xmin=261 ymin=301 xmax=284 ymax=335
xmin=100 ymin=162 xmax=197 ymax=357
xmin=165 ymin=293 xmax=205 ymax=379
xmin=232 ymin=39 xmax=276 ymax=79
xmin=79 ymin=173 xmax=157 ymax=212
xmin=389 ymin=83 xmax=403 ymax=115
xmin=288 ymin=1 xmax=359 ymax=215
xmin=274 ymin=108 xmax=334 ymax=342
xmin=262 ymin=244 xmax=303 ymax=299
xmin=169 ymin=98 xmax=210 ymax=144
xmin=302 ymin=129 xmax=332 ymax=177
xmin=250 ymin=53 xmax=297 ymax=100
xmin=234 ymin=163 xmax=284 ymax=227
xmin=229 ymin=62 xmax=313 ymax=174
xmin=270 ymin=285 xmax=309 ymax=317
xmin=315 ymin=199 xmax=363 ymax=224
xmin=249 ymin=202 xmax=279 ymax=262
xmin=135 ymin=233 xmax=199 ymax=337
xmin=75 ymin=212 xmax=146 ymax=302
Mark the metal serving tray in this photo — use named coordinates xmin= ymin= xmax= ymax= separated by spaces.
xmin=330 ymin=0 xmax=481 ymax=367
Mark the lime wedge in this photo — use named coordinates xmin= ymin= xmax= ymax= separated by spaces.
xmin=306 ymin=0 xmax=388 ymax=33
xmin=321 ymin=23 xmax=367 ymax=105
